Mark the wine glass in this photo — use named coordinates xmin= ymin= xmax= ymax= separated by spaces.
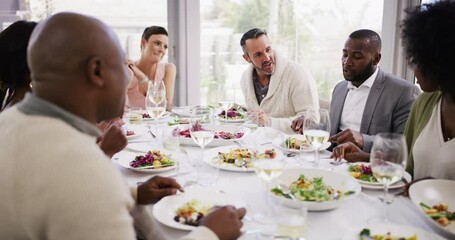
xmin=253 ymin=156 xmax=284 ymax=224
xmin=302 ymin=109 xmax=331 ymax=167
xmin=369 ymin=132 xmax=407 ymax=223
xmin=145 ymin=81 xmax=166 ymax=140
xmin=217 ymin=83 xmax=235 ymax=124
xmin=189 ymin=106 xmax=218 ymax=186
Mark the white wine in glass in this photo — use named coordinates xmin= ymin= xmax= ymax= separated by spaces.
xmin=303 ymin=109 xmax=331 ymax=167
xmin=189 ymin=106 xmax=218 ymax=186
xmin=145 ymin=81 xmax=167 ymax=139
xmin=369 ymin=132 xmax=407 ymax=223
xmin=253 ymin=158 xmax=284 ymax=224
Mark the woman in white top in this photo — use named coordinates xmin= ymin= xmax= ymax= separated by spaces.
xmin=330 ymin=0 xmax=455 ymax=181
xmin=126 ymin=26 xmax=176 ymax=111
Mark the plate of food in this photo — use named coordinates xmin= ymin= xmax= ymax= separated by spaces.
xmin=340 ymin=162 xmax=412 ymax=190
xmin=171 ymin=106 xmax=193 ymax=117
xmin=153 ymin=187 xmax=247 ymax=231
xmin=216 ymin=108 xmax=246 ymax=123
xmin=409 ymin=179 xmax=455 ymax=239
xmin=203 ymin=145 xmax=284 ymax=172
xmin=172 ymin=124 xmax=250 ymax=147
xmin=141 ymin=111 xmax=171 ymax=122
xmin=117 ymin=149 xmax=176 ymax=173
xmin=271 ymin=168 xmax=361 ymax=211
xmin=167 ymin=118 xmax=190 ymax=126
xmin=343 ymin=223 xmax=445 ymax=240
xmin=276 ymin=135 xmax=331 ymax=153
xmin=124 ymin=125 xmax=148 ymax=140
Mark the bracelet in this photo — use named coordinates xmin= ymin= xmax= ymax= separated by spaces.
xmin=140 ymin=76 xmax=149 ymax=84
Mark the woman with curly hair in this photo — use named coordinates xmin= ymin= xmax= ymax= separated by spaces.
xmin=0 ymin=20 xmax=37 ymax=111
xmin=332 ymin=0 xmax=455 ymax=180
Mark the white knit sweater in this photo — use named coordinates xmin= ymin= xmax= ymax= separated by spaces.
xmin=240 ymin=51 xmax=319 ymax=134
xmin=0 ymin=107 xmax=217 ymax=240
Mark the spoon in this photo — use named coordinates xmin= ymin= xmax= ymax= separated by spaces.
xmin=277 ymin=183 xmax=296 ymax=200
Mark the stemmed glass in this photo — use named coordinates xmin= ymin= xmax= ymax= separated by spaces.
xmin=253 ymin=155 xmax=284 ymax=224
xmin=369 ymin=132 xmax=407 ymax=223
xmin=189 ymin=106 xmax=218 ymax=186
xmin=303 ymin=109 xmax=331 ymax=167
xmin=217 ymin=83 xmax=235 ymax=124
xmin=145 ymin=80 xmax=166 ymax=139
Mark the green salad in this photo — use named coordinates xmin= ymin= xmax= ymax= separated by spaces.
xmin=271 ymin=174 xmax=354 ymax=202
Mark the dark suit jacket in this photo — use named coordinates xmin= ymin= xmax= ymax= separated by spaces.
xmin=330 ymin=68 xmax=421 ymax=152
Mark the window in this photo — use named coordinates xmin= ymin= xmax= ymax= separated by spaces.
xmin=27 ymin=0 xmax=168 ymax=60
xmin=200 ymin=0 xmax=384 ymax=106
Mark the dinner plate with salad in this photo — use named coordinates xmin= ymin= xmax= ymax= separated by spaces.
xmin=409 ymin=179 xmax=455 ymax=239
xmin=271 ymin=168 xmax=361 ymax=211
xmin=152 ymin=187 xmax=246 ymax=231
xmin=276 ymin=135 xmax=331 ymax=153
xmin=338 ymin=162 xmax=412 ymax=190
xmin=117 ymin=149 xmax=176 ymax=173
xmin=171 ymin=124 xmax=250 ymax=147
xmin=216 ymin=108 xmax=246 ymax=123
xmin=203 ymin=145 xmax=284 ymax=172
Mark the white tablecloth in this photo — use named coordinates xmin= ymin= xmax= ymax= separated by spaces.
xmin=113 ymin=124 xmax=444 ymax=240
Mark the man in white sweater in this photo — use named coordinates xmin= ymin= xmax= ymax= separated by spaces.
xmin=239 ymin=28 xmax=319 ymax=133
xmin=0 ymin=12 xmax=245 ymax=240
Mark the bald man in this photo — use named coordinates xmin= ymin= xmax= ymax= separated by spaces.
xmin=0 ymin=12 xmax=245 ymax=240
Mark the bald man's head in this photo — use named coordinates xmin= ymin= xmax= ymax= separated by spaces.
xmin=27 ymin=12 xmax=129 ymax=123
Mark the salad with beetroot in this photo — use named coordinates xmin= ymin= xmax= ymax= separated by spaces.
xmin=129 ymin=150 xmax=174 ymax=169
xmin=173 ymin=122 xmax=244 ymax=140
xmin=218 ymin=108 xmax=245 ymax=120
xmin=348 ymin=163 xmax=377 ymax=183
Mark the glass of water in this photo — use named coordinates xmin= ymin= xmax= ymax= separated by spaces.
xmin=277 ymin=203 xmax=308 ymax=240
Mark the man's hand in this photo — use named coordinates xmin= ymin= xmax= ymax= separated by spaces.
xmin=200 ymin=205 xmax=246 ymax=240
xmin=329 ymin=128 xmax=364 ymax=149
xmin=97 ymin=118 xmax=126 ymax=158
xmin=137 ymin=176 xmax=183 ymax=205
xmin=291 ymin=115 xmax=305 ymax=133
xmin=248 ymin=109 xmax=270 ymax=127
xmin=331 ymin=142 xmax=370 ymax=162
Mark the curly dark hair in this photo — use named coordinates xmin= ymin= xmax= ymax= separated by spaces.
xmin=0 ymin=20 xmax=37 ymax=92
xmin=401 ymin=0 xmax=455 ymax=98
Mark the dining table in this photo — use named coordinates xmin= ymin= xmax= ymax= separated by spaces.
xmin=112 ymin=114 xmax=448 ymax=240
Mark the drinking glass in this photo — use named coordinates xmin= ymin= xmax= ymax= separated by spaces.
xmin=253 ymin=157 xmax=284 ymax=224
xmin=244 ymin=111 xmax=259 ymax=131
xmin=369 ymin=132 xmax=407 ymax=223
xmin=277 ymin=203 xmax=308 ymax=240
xmin=303 ymin=109 xmax=331 ymax=167
xmin=189 ymin=106 xmax=218 ymax=186
xmin=217 ymin=83 xmax=235 ymax=124
xmin=145 ymin=81 xmax=166 ymax=139
xmin=125 ymin=107 xmax=143 ymax=125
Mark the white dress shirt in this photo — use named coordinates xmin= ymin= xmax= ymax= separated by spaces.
xmin=339 ymin=67 xmax=379 ymax=132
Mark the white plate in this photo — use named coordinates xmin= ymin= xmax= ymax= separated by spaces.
xmin=271 ymin=168 xmax=361 ymax=211
xmin=172 ymin=124 xmax=250 ymax=147
xmin=342 ymin=223 xmax=446 ymax=240
xmin=275 ymin=134 xmax=331 ymax=153
xmin=409 ymin=179 xmax=455 ymax=239
xmin=171 ymin=106 xmax=193 ymax=117
xmin=335 ymin=163 xmax=412 ymax=190
xmin=216 ymin=116 xmax=245 ymax=123
xmin=153 ymin=187 xmax=247 ymax=231
xmin=117 ymin=150 xmax=176 ymax=173
xmin=142 ymin=111 xmax=171 ymax=122
xmin=125 ymin=125 xmax=148 ymax=140
xmin=203 ymin=145 xmax=284 ymax=172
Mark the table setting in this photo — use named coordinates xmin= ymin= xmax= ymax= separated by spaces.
xmin=112 ymin=105 xmax=453 ymax=240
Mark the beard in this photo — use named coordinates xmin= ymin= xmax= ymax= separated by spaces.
xmin=344 ymin=60 xmax=376 ymax=84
